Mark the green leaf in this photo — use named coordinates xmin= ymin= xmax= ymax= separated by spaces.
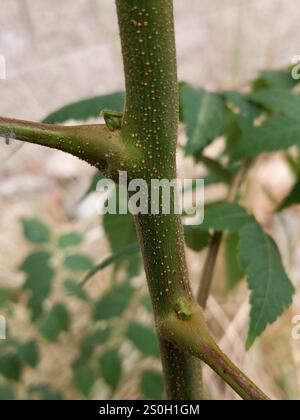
xmin=126 ymin=322 xmax=160 ymax=358
xmin=20 ymin=251 xmax=54 ymax=320
xmin=200 ymin=203 xmax=254 ymax=233
xmin=80 ymin=170 xmax=105 ymax=202
xmin=73 ymin=328 xmax=111 ymax=371
xmin=224 ymin=91 xmax=263 ymax=160
xmin=42 ymin=390 xmax=63 ymax=401
xmin=17 ymin=340 xmax=39 ymax=368
xmin=81 ymin=243 xmax=140 ymax=286
xmin=99 ymin=349 xmax=122 ymax=390
xmin=80 ymin=328 xmax=111 ymax=357
xmin=225 ymin=91 xmax=262 ymax=130
xmin=277 ymin=181 xmax=300 ymax=211
xmin=180 ymin=83 xmax=228 ymax=155
xmin=140 ymin=370 xmax=164 ymax=400
xmin=58 ymin=232 xmax=83 ymax=249
xmin=103 ymin=188 xmax=141 ymax=278
xmin=93 ymin=283 xmax=135 ymax=320
xmin=74 ymin=364 xmax=96 ymax=398
xmin=249 ymin=89 xmax=300 ymax=121
xmin=64 ymin=254 xmax=94 ymax=272
xmin=224 ymin=232 xmax=244 ymax=290
xmin=21 ymin=218 xmax=50 ymax=244
xmin=196 ymin=155 xmax=233 ymax=185
xmin=42 ymin=92 xmax=124 ymax=124
xmin=239 ymin=223 xmax=295 ymax=348
xmin=252 ymin=69 xmax=297 ymax=91
xmin=40 ymin=303 xmax=70 ymax=342
xmin=184 ymin=226 xmax=211 ymax=252
xmin=234 ymin=116 xmax=300 ymax=159
xmin=202 ymin=164 xmax=238 ymax=186
xmin=28 ymin=384 xmax=63 ymax=400
xmin=63 ymin=279 xmax=90 ymax=302
xmin=0 ymin=353 xmax=22 ymax=381
xmin=0 ymin=384 xmax=16 ymax=400
xmin=224 ymin=118 xmax=243 ymax=160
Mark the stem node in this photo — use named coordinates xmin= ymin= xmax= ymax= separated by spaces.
xmin=174 ymin=299 xmax=194 ymax=321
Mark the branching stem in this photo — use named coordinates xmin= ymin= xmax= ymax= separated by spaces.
xmin=159 ymin=305 xmax=269 ymax=400
xmin=0 ymin=117 xmax=125 ymax=175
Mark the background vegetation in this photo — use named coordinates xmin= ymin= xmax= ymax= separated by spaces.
xmin=1 ymin=0 xmax=300 ymax=400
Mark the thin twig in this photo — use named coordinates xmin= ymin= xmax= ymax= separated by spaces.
xmin=197 ymin=159 xmax=252 ymax=308
xmin=80 ymin=243 xmax=140 ymax=287
xmin=0 ymin=117 xmax=124 ymax=173
xmin=160 ymin=306 xmax=270 ymax=400
xmin=197 ymin=231 xmax=223 ymax=308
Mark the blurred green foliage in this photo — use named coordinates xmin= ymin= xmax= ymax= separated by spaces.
xmin=0 ymin=214 xmax=161 ymax=400
xmin=1 ymin=67 xmax=300 ymax=398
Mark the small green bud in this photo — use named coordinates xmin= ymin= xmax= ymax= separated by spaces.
xmin=174 ymin=299 xmax=193 ymax=321
xmin=101 ymin=109 xmax=123 ymax=131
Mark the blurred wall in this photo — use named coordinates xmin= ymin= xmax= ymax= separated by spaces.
xmin=1 ymin=0 xmax=300 ymax=120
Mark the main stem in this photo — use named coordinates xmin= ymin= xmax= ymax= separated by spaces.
xmin=116 ymin=0 xmax=202 ymax=399
xmin=116 ymin=0 xmax=268 ymax=400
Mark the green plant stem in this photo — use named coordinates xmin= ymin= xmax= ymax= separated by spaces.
xmin=198 ymin=231 xmax=223 ymax=308
xmin=196 ymin=160 xmax=254 ymax=398
xmin=0 ymin=117 xmax=125 ymax=175
xmin=116 ymin=0 xmax=203 ymax=399
xmin=116 ymin=0 xmax=267 ymax=400
xmin=159 ymin=305 xmax=269 ymax=400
